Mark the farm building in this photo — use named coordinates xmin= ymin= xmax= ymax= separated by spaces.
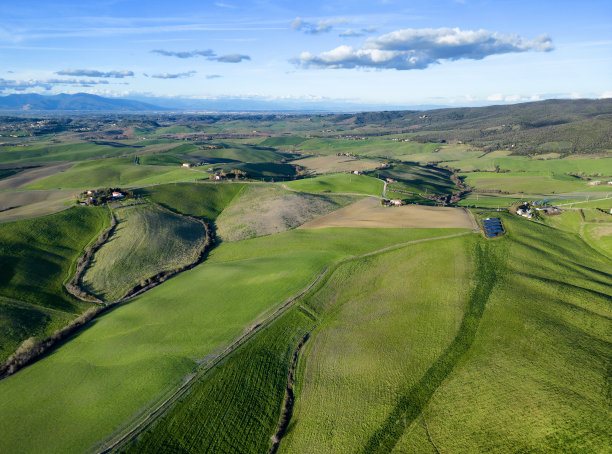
xmin=112 ymin=191 xmax=124 ymax=198
xmin=587 ymin=180 xmax=601 ymax=186
xmin=182 ymin=163 xmax=191 ymax=168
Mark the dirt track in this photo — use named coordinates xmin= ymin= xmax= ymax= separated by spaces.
xmin=299 ymin=197 xmax=478 ymax=229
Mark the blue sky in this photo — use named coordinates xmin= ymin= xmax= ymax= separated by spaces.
xmin=1 ymin=0 xmax=610 ymax=107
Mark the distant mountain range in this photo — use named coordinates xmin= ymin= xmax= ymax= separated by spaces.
xmin=0 ymin=92 xmax=449 ymax=113
xmin=0 ymin=93 xmax=165 ymax=112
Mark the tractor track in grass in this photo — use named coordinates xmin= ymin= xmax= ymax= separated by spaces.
xmin=361 ymin=241 xmax=501 ymax=454
xmin=96 ymin=230 xmax=477 ymax=454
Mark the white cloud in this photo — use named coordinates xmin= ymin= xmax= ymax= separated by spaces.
xmin=487 ymin=93 xmax=503 ymax=101
xmin=150 ymin=71 xmax=196 ymax=79
xmin=55 ymin=69 xmax=134 ymax=78
xmin=295 ymin=27 xmax=553 ymax=70
xmin=290 ymin=17 xmax=348 ymax=35
xmin=598 ymin=91 xmax=612 ymax=99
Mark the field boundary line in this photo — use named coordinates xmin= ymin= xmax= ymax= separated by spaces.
xmin=95 ymin=229 xmax=477 ymax=454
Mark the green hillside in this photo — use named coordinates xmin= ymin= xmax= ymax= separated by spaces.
xmin=0 ymin=228 xmax=454 ymax=454
xmin=0 ymin=206 xmax=109 ymax=361
xmin=26 ymin=157 xmax=207 ymax=189
xmin=81 ymin=204 xmax=207 ymax=301
xmin=138 ymin=182 xmax=245 ymax=221
xmin=285 ymin=173 xmax=384 ymax=196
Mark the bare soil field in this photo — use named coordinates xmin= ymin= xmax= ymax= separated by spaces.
xmin=298 ymin=197 xmax=478 ymax=229
xmin=293 ymin=155 xmax=381 ymax=174
xmin=215 ymin=184 xmax=356 ymax=241
xmin=0 ymin=162 xmax=74 ymax=190
xmin=0 ymin=190 xmax=76 ymax=222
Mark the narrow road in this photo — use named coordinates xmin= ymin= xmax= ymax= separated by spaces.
xmin=97 ymin=229 xmax=477 ymax=454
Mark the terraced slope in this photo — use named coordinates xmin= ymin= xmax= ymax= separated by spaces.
xmin=81 ymin=203 xmax=207 ymax=301
xmin=0 ymin=206 xmax=109 ymax=361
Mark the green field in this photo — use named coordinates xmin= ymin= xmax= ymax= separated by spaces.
xmin=82 ymin=203 xmax=207 ymax=301
xmin=285 ymin=173 xmax=384 ymax=196
xmin=26 ymin=157 xmax=208 ymax=189
xmin=186 ymin=143 xmax=288 ymax=163
xmin=0 ymin=142 xmax=140 ymax=163
xmin=367 ymin=162 xmax=457 ymax=195
xmin=0 ymin=227 xmax=459 ymax=454
xmin=127 ymin=306 xmax=315 ymax=454
xmin=138 ymin=182 xmax=245 ymax=221
xmin=0 ymin=206 xmax=109 ymax=361
xmin=282 ymin=235 xmax=475 ymax=453
xmin=462 ymin=171 xmax=612 ymax=194
xmin=123 ymin=214 xmax=612 ymax=453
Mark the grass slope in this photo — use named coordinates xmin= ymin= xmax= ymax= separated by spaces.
xmin=138 ymin=182 xmax=245 ymax=221
xmin=0 ymin=228 xmax=456 ymax=454
xmin=215 ymin=184 xmax=356 ymax=241
xmin=285 ymin=173 xmax=384 ymax=196
xmin=281 ymin=235 xmax=475 ymax=453
xmin=127 ymin=306 xmax=315 ymax=454
xmin=0 ymin=206 xmax=109 ymax=361
xmin=26 ymin=157 xmax=208 ymax=190
xmin=393 ymin=213 xmax=612 ymax=453
xmin=82 ymin=204 xmax=207 ymax=301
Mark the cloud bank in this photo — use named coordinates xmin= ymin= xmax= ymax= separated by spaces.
xmin=152 ymin=49 xmax=250 ymax=63
xmin=295 ymin=27 xmax=553 ymax=70
xmin=55 ymin=69 xmax=134 ymax=78
xmin=339 ymin=27 xmax=377 ymax=38
xmin=152 ymin=49 xmax=215 ymax=58
xmin=290 ymin=17 xmax=347 ymax=35
xmin=0 ymin=78 xmax=110 ymax=92
xmin=150 ymin=71 xmax=196 ymax=79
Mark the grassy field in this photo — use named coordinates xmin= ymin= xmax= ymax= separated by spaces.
xmin=215 ymin=184 xmax=356 ymax=241
xmin=292 ymin=155 xmax=382 ymax=174
xmin=390 ymin=213 xmax=612 ymax=453
xmin=296 ymin=138 xmax=442 ymax=160
xmin=0 ymin=189 xmax=76 ymax=223
xmin=281 ymin=235 xmax=475 ymax=454
xmin=138 ymin=182 xmax=245 ymax=221
xmin=0 ymin=141 xmax=140 ymax=163
xmin=0 ymin=162 xmax=74 ymax=190
xmin=0 ymin=206 xmax=109 ymax=361
xmin=126 ymin=306 xmax=315 ymax=454
xmin=186 ymin=142 xmax=288 ymax=163
xmin=285 ymin=173 xmax=384 ymax=196
xmin=299 ymin=197 xmax=476 ymax=229
xmin=0 ymin=227 xmax=457 ymax=454
xmin=82 ymin=203 xmax=207 ymax=301
xmin=367 ymin=162 xmax=457 ymax=196
xmin=281 ymin=213 xmax=611 ymax=453
xmin=462 ymin=171 xmax=612 ymax=194
xmin=26 ymin=157 xmax=208 ymax=189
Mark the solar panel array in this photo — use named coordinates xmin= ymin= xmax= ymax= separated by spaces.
xmin=482 ymin=218 xmax=504 ymax=238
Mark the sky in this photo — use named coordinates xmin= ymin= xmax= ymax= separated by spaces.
xmin=0 ymin=0 xmax=611 ymax=108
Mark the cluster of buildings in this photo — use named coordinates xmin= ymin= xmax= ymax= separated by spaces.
xmin=586 ymin=180 xmax=612 ymax=186
xmin=515 ymin=201 xmax=560 ymax=219
xmin=78 ymin=189 xmax=126 ymax=206
xmin=382 ymin=198 xmax=404 ymax=207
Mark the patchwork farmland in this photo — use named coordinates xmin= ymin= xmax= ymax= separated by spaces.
xmin=0 ymin=100 xmax=610 ymax=454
